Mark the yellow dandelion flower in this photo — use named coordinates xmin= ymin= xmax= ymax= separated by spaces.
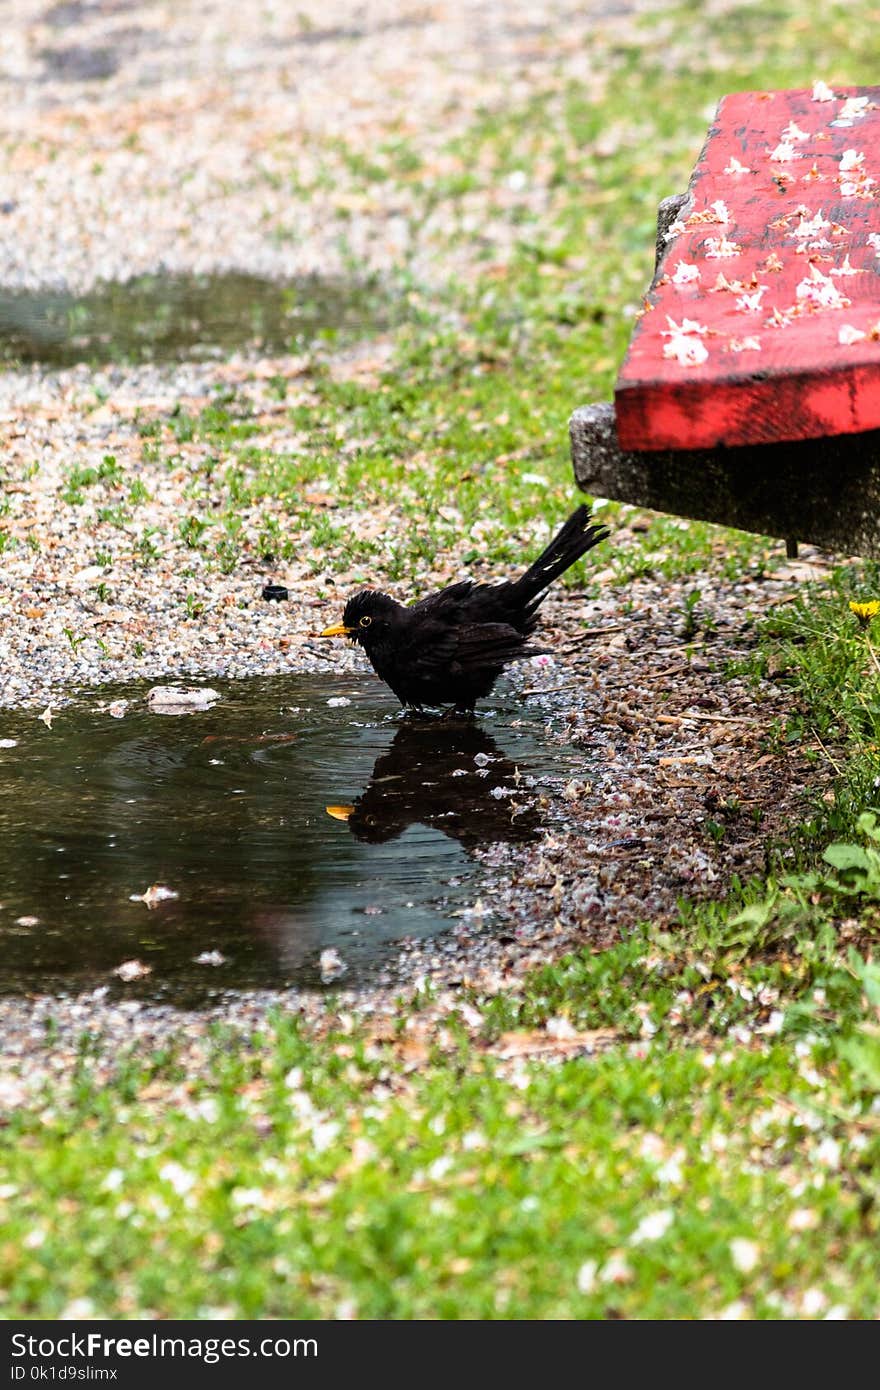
xmin=849 ymin=600 xmax=880 ymax=626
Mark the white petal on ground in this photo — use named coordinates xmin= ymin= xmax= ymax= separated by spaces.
xmin=656 ymin=1150 xmax=686 ymax=1185
xmin=159 ymin=1161 xmax=196 ymax=1195
xmin=599 ymin=1254 xmax=633 ymax=1284
xmin=577 ymin=1260 xmax=599 ymax=1294
xmin=815 ymin=1135 xmax=841 ymax=1168
xmin=796 ymin=265 xmax=851 ymax=310
xmin=839 ymin=96 xmax=869 ymax=120
xmin=788 ymin=210 xmax=830 ymax=240
xmin=839 ymin=323 xmax=867 ymax=346
xmin=663 ymin=334 xmax=709 ymax=367
xmin=729 ymin=1237 xmax=760 ymax=1272
xmin=545 ymin=1015 xmax=578 ymax=1039
xmin=801 ymin=1288 xmax=828 ymax=1316
xmin=663 ymin=218 xmax=688 ymax=241
xmin=839 ymin=148 xmax=865 ymax=171
xmin=735 ymin=288 xmax=766 ymax=311
xmin=830 ymin=256 xmax=863 ymax=277
xmin=718 ymin=1300 xmax=749 ymax=1320
xmin=630 ymin=1209 xmax=674 ymax=1243
xmin=59 ymin=1299 xmax=97 ymax=1321
xmin=788 ymin=1208 xmax=819 ymax=1231
xmin=704 ymin=236 xmax=742 ymax=258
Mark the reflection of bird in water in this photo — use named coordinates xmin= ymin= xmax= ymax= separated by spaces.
xmin=327 ymin=720 xmax=542 ymax=852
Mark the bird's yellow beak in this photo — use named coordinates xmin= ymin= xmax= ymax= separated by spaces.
xmin=325 ymin=804 xmax=355 ymax=821
xmin=320 ymin=622 xmax=353 ymax=638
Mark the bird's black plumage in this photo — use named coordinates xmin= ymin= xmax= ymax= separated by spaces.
xmin=320 ymin=504 xmax=608 ymax=713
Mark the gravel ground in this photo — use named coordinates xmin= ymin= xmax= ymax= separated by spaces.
xmin=0 ymin=0 xmax=621 ymax=294
xmin=0 ymin=353 xmax=347 ymax=710
xmin=0 ymin=0 xmax=838 ymax=1082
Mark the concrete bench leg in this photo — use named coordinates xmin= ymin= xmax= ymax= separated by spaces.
xmin=569 ymin=401 xmax=880 ymax=558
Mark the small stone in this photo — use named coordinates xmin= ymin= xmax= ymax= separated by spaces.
xmin=147 ymin=685 xmax=220 ymax=713
xmin=113 ymin=959 xmax=152 ymax=982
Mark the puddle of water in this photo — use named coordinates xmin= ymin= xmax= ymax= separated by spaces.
xmin=0 ymin=675 xmax=578 ymax=1005
xmin=0 ymin=272 xmax=396 ymax=368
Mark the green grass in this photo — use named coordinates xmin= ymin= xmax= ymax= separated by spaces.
xmin=2 ymin=951 xmax=878 ymax=1319
xmin=4 ymin=0 xmax=880 ymax=1320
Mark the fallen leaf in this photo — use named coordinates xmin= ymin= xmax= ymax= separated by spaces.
xmin=130 ymin=884 xmax=179 ymax=908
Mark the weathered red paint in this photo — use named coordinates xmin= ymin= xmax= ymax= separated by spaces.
xmin=614 ymin=86 xmax=880 ymax=451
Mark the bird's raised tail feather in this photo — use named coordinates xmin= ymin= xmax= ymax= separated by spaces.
xmin=512 ymin=504 xmax=608 ymax=607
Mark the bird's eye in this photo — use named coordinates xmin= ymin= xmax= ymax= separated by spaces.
xmin=359 ymin=615 xmax=372 ymax=627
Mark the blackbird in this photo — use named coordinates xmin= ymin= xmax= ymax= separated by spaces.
xmin=319 ymin=503 xmax=608 ymax=714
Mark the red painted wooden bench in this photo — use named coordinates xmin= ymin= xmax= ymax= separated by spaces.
xmin=571 ymin=85 xmax=880 ymax=555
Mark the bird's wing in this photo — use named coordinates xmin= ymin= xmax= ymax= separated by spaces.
xmin=413 ymin=579 xmax=526 ymax=626
xmin=409 ymin=581 xmax=474 ymax=618
xmin=396 ymin=615 xmax=460 ymax=672
xmin=446 ymin=621 xmax=536 ymax=670
xmin=398 ymin=617 xmax=529 ymax=677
